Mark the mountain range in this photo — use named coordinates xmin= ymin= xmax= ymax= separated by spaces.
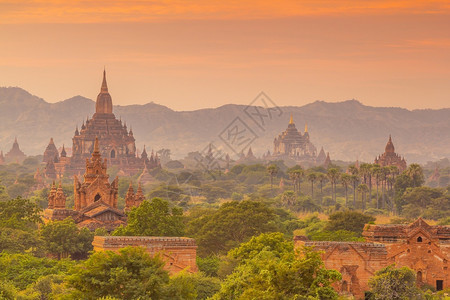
xmin=0 ymin=87 xmax=449 ymax=164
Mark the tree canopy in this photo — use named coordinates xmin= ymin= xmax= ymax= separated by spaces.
xmin=186 ymin=200 xmax=281 ymax=256
xmin=113 ymin=197 xmax=185 ymax=237
xmin=68 ymin=246 xmax=169 ymax=300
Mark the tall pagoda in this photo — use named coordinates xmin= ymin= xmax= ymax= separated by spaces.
xmin=271 ymin=114 xmax=321 ymax=166
xmin=44 ymin=70 xmax=160 ymax=176
xmin=374 ymin=135 xmax=407 ymax=172
xmin=5 ymin=138 xmax=26 ymax=163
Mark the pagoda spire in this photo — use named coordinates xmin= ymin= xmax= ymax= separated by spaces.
xmin=93 ymin=137 xmax=100 ymax=154
xmin=101 ymin=68 xmax=108 ymax=92
xmin=96 ymin=69 xmax=113 ymax=114
xmin=289 ymin=113 xmax=294 ymax=124
xmin=304 ymin=121 xmax=308 ymax=133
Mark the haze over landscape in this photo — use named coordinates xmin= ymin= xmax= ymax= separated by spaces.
xmin=0 ymin=86 xmax=449 ymax=164
xmin=1 ymin=1 xmax=450 ymax=299
xmin=1 ymin=0 xmax=450 ymax=110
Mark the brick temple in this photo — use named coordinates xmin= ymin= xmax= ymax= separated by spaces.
xmin=43 ymin=138 xmax=129 ymax=231
xmin=270 ymin=114 xmax=327 ymax=167
xmin=4 ymin=137 xmax=27 ymax=164
xmin=93 ymin=236 xmax=198 ymax=274
xmin=43 ymin=70 xmax=160 ymax=177
xmin=295 ymin=218 xmax=449 ymax=299
xmin=374 ymin=135 xmax=407 ymax=172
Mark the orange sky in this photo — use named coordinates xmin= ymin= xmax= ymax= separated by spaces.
xmin=0 ymin=0 xmax=449 ymax=110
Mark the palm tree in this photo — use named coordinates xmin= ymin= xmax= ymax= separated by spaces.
xmin=406 ymin=163 xmax=424 ymax=187
xmin=380 ymin=166 xmax=390 ymax=209
xmin=357 ymin=183 xmax=369 ymax=210
xmin=267 ymin=164 xmax=279 ymax=194
xmin=360 ymin=163 xmax=372 ymax=205
xmin=340 ymin=173 xmax=352 ymax=207
xmin=350 ymin=175 xmax=359 ymax=208
xmin=288 ymin=168 xmax=304 ymax=195
xmin=327 ymin=168 xmax=340 ymax=204
xmin=281 ymin=191 xmax=296 ymax=207
xmin=372 ymin=165 xmax=381 ymax=208
xmin=317 ymin=173 xmax=327 ymax=205
xmin=348 ymin=165 xmax=359 ymax=208
xmin=307 ymin=172 xmax=317 ymax=198
xmin=388 ymin=165 xmax=399 ymax=199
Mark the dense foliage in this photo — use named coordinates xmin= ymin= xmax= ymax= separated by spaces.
xmin=0 ymin=157 xmax=449 ymax=299
xmin=113 ymin=197 xmax=185 ymax=236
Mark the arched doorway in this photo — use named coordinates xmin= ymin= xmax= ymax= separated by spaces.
xmin=94 ymin=193 xmax=101 ymax=202
xmin=417 ymin=271 xmax=422 ymax=283
xmin=111 ymin=149 xmax=116 ymax=159
xmin=341 ymin=281 xmax=348 ymax=293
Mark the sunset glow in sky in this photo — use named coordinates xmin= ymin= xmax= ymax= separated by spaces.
xmin=0 ymin=0 xmax=449 ymax=110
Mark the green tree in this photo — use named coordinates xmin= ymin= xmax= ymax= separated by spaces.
xmin=0 ymin=227 xmax=43 ymax=254
xmin=267 ymin=164 xmax=279 ymax=194
xmin=372 ymin=165 xmax=381 ymax=208
xmin=228 ymin=232 xmax=294 ymax=262
xmin=40 ymin=218 xmax=94 ymax=259
xmin=113 ymin=197 xmax=184 ymax=237
xmin=324 ymin=211 xmax=375 ymax=236
xmin=186 ymin=200 xmax=280 ymax=256
xmin=327 ymin=168 xmax=340 ymax=204
xmin=0 ymin=253 xmax=75 ymax=291
xmin=350 ymin=174 xmax=359 ymax=208
xmin=197 ymin=256 xmax=220 ymax=277
xmin=288 ymin=167 xmax=304 ymax=195
xmin=68 ymin=247 xmax=169 ymax=300
xmin=340 ymin=173 xmax=351 ymax=206
xmin=405 ymin=163 xmax=425 ymax=188
xmin=0 ymin=280 xmax=18 ymax=300
xmin=357 ymin=183 xmax=369 ymax=210
xmin=317 ymin=173 xmax=327 ymax=204
xmin=213 ymin=244 xmax=341 ymax=300
xmin=368 ymin=265 xmax=422 ymax=300
xmin=164 ymin=272 xmax=221 ymax=300
xmin=359 ymin=163 xmax=372 ymax=204
xmin=148 ymin=184 xmax=188 ymax=204
xmin=307 ymin=172 xmax=317 ymax=198
xmin=0 ymin=197 xmax=42 ymax=230
xmin=400 ymin=187 xmax=449 ymax=220
xmin=0 ymin=183 xmax=9 ymax=202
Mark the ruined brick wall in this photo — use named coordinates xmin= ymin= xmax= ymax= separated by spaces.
xmin=295 ymin=219 xmax=450 ymax=299
xmin=295 ymin=238 xmax=387 ymax=299
xmin=364 ymin=219 xmax=450 ymax=292
xmin=93 ymin=236 xmax=198 ymax=274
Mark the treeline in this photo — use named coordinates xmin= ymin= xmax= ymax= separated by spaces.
xmin=2 ymin=197 xmax=449 ymax=299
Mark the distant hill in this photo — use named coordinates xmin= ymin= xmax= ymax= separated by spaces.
xmin=0 ymin=87 xmax=449 ymax=164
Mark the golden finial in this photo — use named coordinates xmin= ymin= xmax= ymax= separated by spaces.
xmin=289 ymin=113 xmax=294 ymax=124
xmin=305 ymin=121 xmax=308 ymax=133
xmin=94 ymin=137 xmax=100 ymax=153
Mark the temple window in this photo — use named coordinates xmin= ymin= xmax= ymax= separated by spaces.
xmin=417 ymin=271 xmax=422 ymax=283
xmin=436 ymin=280 xmax=443 ymax=291
xmin=341 ymin=281 xmax=348 ymax=292
xmin=417 ymin=236 xmax=422 ymax=243
xmin=111 ymin=149 xmax=116 ymax=158
xmin=94 ymin=194 xmax=101 ymax=202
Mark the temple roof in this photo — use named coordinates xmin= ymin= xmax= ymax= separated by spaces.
xmin=95 ymin=69 xmax=113 ymax=114
xmin=385 ymin=135 xmax=395 ymax=153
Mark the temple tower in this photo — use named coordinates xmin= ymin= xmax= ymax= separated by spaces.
xmin=74 ymin=137 xmax=119 ymax=211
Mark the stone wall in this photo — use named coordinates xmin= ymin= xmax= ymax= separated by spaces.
xmin=93 ymin=236 xmax=198 ymax=274
xmin=295 ymin=218 xmax=450 ymax=299
xmin=295 ymin=238 xmax=387 ymax=299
